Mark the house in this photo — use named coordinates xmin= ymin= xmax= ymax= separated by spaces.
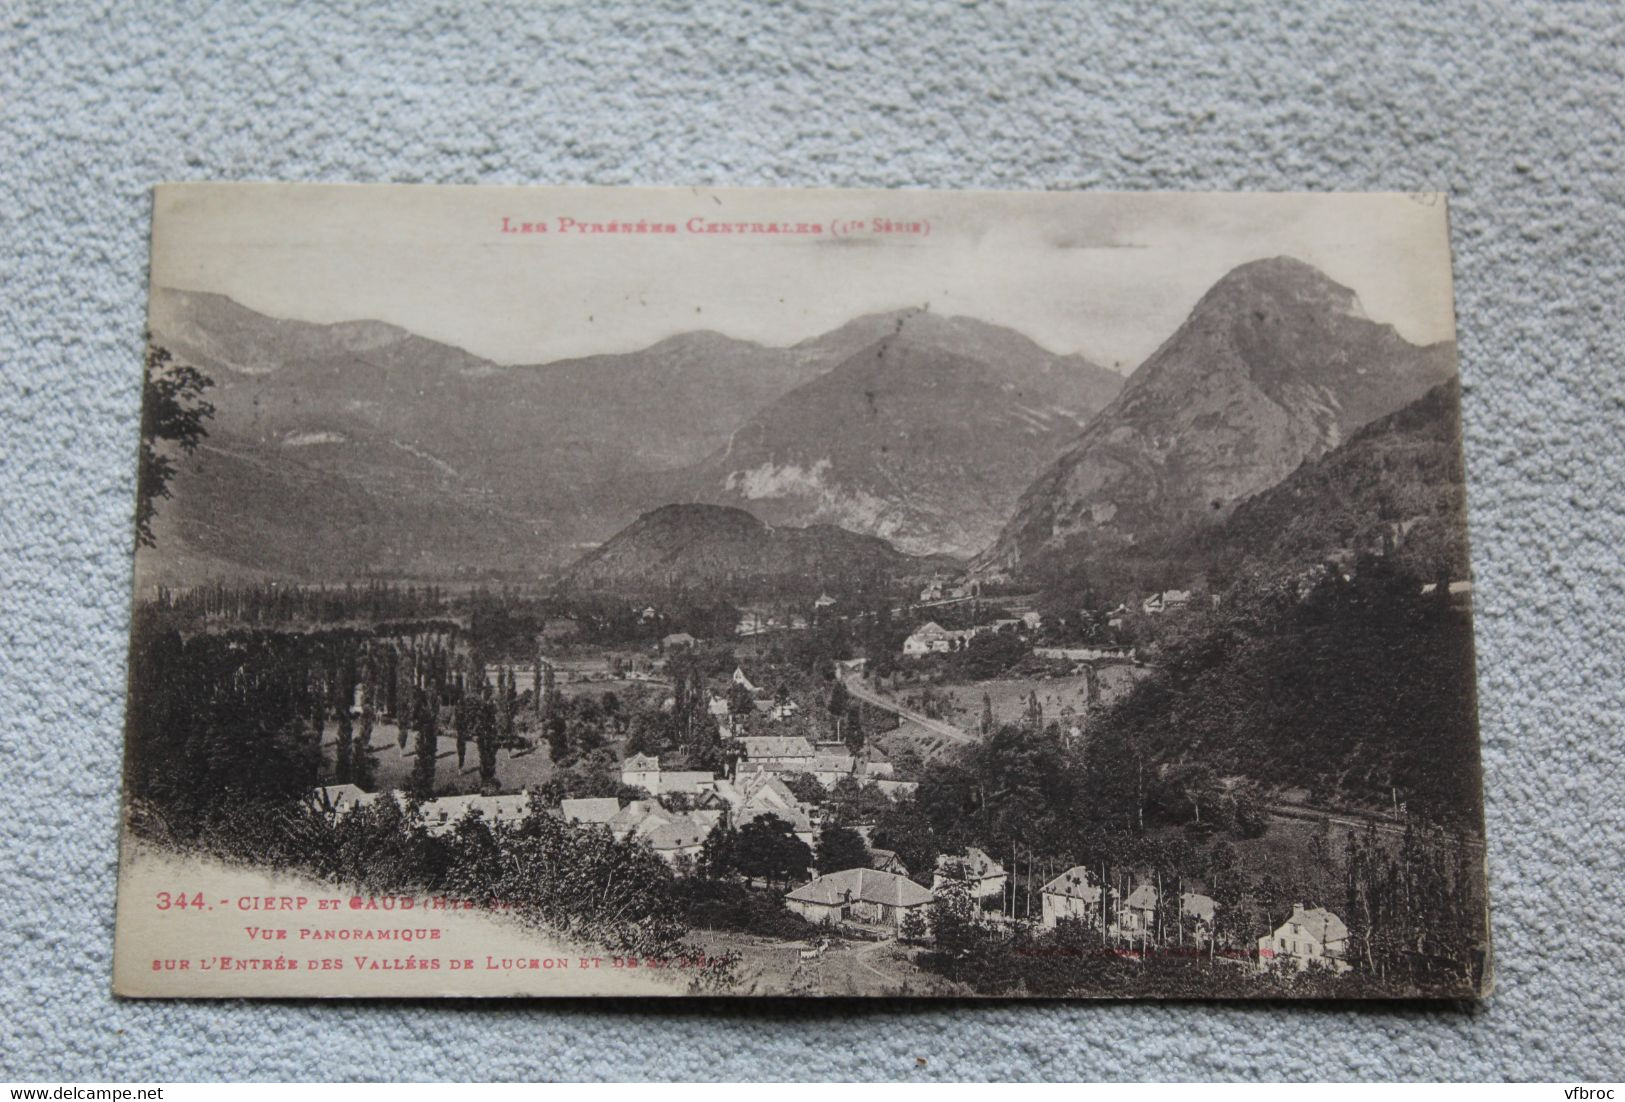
xmin=731 ymin=666 xmax=759 ymax=694
xmin=418 ymin=792 xmax=533 ymax=836
xmin=540 ymin=618 xmax=579 ymax=641
xmin=902 ymin=621 xmax=951 ymax=656
xmin=1258 ymin=904 xmax=1351 ymax=971
xmin=1120 ymin=882 xmax=1160 ymax=935
xmin=809 ymin=752 xmax=856 ymax=786
xmin=661 ymin=632 xmax=696 ymax=650
xmin=1021 ymin=611 xmax=1042 ymax=630
xmin=737 ymin=735 xmax=816 ymax=768
xmin=1141 ymin=589 xmax=1192 ymax=615
xmin=868 ymin=848 xmax=910 ymax=877
xmin=620 ymin=753 xmax=662 ymax=792
xmin=734 ymin=802 xmax=816 ymax=848
xmin=834 ymin=657 xmax=867 ymax=679
xmin=1104 ymin=882 xmax=1222 ymax=941
xmin=309 ymin=783 xmax=379 ymax=816
xmin=933 ymin=847 xmax=1007 ymax=903
xmin=560 ymin=797 xmax=622 ymax=828
xmin=861 ymin=746 xmax=895 ymax=779
xmin=658 ymin=771 xmax=718 ymax=797
xmin=607 ymin=799 xmax=673 ymax=841
xmin=725 ymin=772 xmax=801 ymax=813
xmin=599 ymin=799 xmax=714 ymax=869
xmin=639 ymin=606 xmax=659 ymax=622
xmin=813 ymin=593 xmax=836 ymax=610
xmin=749 ymin=697 xmax=799 ymax=721
xmin=1040 ymin=866 xmax=1103 ymax=928
xmin=620 ymin=753 xmax=716 ymax=797
xmin=1035 ymin=644 xmax=1137 ymax=662
xmin=1180 ymin=892 xmax=1219 ymax=943
xmin=641 ymin=816 xmax=711 ymax=868
xmin=784 ymin=868 xmax=934 ymax=932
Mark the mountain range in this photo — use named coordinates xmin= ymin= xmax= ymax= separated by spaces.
xmin=142 ymin=256 xmax=1458 ymax=594
xmin=142 ymin=290 xmax=1121 ymax=585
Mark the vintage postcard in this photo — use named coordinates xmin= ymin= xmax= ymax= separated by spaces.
xmin=115 ymin=184 xmax=1488 ymax=998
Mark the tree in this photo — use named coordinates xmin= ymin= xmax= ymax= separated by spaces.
xmin=698 ymin=820 xmax=738 ymax=879
xmin=814 ymin=821 xmax=871 ymax=875
xmin=726 ymin=681 xmax=755 ymax=716
xmin=979 ymin=692 xmax=994 ymax=736
xmin=1024 ymin=690 xmax=1044 ymax=732
xmin=929 ymin=858 xmax=978 ymax=957
xmin=828 ymin=680 xmax=851 ymax=723
xmin=475 ymin=683 xmax=499 ymax=791
xmin=411 ymin=689 xmax=438 ymax=799
xmin=353 ymin=691 xmax=376 ymax=790
xmin=843 ymin=703 xmax=865 ymax=754
xmin=135 ymin=343 xmax=214 ymax=547
xmin=334 ymin=708 xmax=354 ymax=784
xmin=899 ymin=907 xmax=929 ymax=945
xmin=779 ymin=771 xmax=827 ymax=806
xmin=734 ymin=814 xmax=812 ymax=890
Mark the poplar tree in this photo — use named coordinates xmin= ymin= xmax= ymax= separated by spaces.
xmin=411 ymin=688 xmax=438 ymax=799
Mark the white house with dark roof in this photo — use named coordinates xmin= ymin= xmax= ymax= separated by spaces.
xmin=1258 ymin=903 xmax=1351 ymax=971
xmin=785 ymin=868 xmax=934 ymax=932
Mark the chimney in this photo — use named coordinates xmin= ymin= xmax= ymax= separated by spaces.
xmin=1292 ymin=903 xmax=1305 ymax=916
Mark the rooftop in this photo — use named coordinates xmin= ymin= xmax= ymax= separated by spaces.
xmin=786 ymin=867 xmax=934 ymax=909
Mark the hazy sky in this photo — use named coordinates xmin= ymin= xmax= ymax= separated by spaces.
xmin=151 ymin=184 xmax=1456 ymax=372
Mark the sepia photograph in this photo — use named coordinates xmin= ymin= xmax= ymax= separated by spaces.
xmin=114 ymin=183 xmax=1488 ymax=999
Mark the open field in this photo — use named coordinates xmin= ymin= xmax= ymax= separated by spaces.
xmin=554 ymin=677 xmax=670 ymax=701
xmin=866 ymin=665 xmax=1154 ymax=764
xmin=321 ymin=721 xmax=559 ymax=797
xmin=932 ymin=666 xmax=1152 ymax=729
xmin=688 ymin=928 xmax=963 ymax=997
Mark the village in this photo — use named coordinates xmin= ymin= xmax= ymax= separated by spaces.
xmin=299 ymin=577 xmax=1359 ymax=985
xmin=126 ymin=547 xmax=1484 ymax=998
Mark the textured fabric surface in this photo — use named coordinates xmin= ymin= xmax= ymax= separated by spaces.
xmin=1 ymin=0 xmax=1621 ymax=1082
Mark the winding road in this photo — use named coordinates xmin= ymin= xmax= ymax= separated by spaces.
xmin=844 ymin=675 xmax=974 ymax=745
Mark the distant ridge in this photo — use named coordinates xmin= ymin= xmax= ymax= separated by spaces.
xmin=561 ymin=503 xmax=926 ymax=594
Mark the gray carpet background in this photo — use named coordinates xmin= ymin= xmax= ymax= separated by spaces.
xmin=2 ymin=0 xmax=1621 ymax=1082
